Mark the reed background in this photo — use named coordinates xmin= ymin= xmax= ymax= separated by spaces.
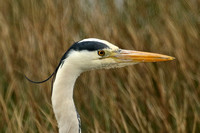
xmin=0 ymin=0 xmax=200 ymax=133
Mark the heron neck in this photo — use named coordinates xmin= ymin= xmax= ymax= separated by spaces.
xmin=52 ymin=62 xmax=82 ymax=133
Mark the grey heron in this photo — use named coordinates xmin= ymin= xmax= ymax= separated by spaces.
xmin=26 ymin=38 xmax=174 ymax=133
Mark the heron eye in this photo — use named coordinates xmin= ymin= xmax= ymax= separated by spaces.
xmin=98 ymin=50 xmax=105 ymax=56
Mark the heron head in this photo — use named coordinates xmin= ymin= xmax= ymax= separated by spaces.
xmin=61 ymin=38 xmax=174 ymax=72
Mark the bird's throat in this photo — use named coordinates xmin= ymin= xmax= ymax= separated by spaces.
xmin=52 ymin=62 xmax=82 ymax=133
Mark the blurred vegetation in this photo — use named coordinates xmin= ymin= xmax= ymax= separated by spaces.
xmin=0 ymin=0 xmax=200 ymax=133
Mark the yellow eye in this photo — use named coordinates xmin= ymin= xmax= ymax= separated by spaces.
xmin=98 ymin=50 xmax=105 ymax=56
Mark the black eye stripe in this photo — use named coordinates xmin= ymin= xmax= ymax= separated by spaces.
xmin=60 ymin=41 xmax=110 ymax=61
xmin=73 ymin=41 xmax=109 ymax=51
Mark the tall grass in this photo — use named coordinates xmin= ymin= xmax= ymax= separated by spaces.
xmin=0 ymin=0 xmax=200 ymax=132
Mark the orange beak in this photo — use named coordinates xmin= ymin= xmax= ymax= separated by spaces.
xmin=113 ymin=49 xmax=175 ymax=63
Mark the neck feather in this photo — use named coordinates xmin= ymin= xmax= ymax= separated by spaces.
xmin=52 ymin=62 xmax=82 ymax=133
